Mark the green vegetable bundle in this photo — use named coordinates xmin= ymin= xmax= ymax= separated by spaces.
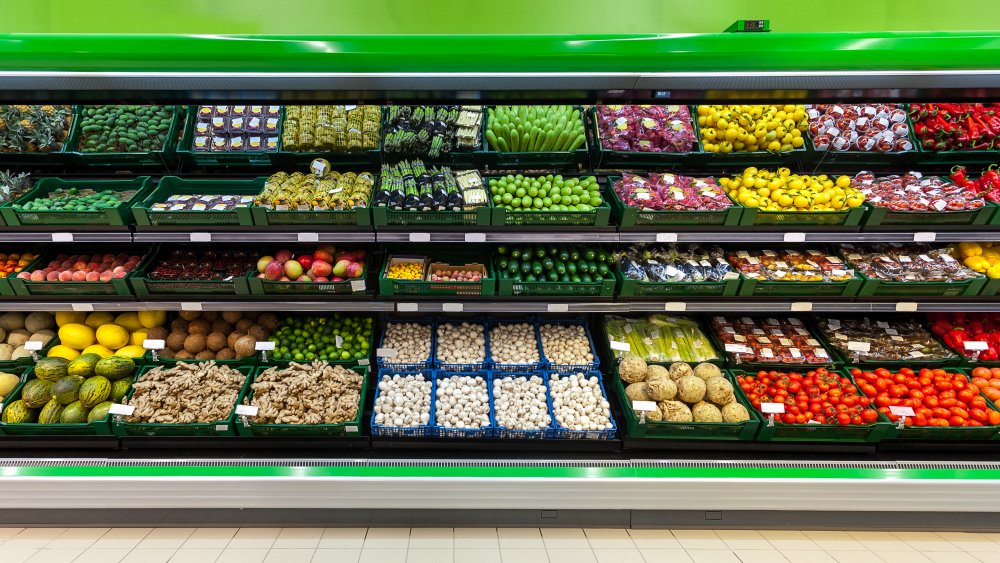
xmin=605 ymin=315 xmax=719 ymax=364
xmin=486 ymin=105 xmax=585 ymax=153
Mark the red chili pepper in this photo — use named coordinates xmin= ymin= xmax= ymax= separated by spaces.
xmin=936 ymin=103 xmax=965 ymax=116
xmin=951 ymin=165 xmax=968 ymax=185
xmin=934 ymin=114 xmax=955 ymax=135
xmin=985 ymin=114 xmax=1000 ymax=135
xmin=981 ymin=167 xmax=1000 ymax=188
xmin=967 ymin=116 xmax=982 ymax=140
xmin=974 ymin=115 xmax=995 ymax=138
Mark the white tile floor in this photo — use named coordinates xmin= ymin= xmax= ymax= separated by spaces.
xmin=0 ymin=527 xmax=997 ymax=563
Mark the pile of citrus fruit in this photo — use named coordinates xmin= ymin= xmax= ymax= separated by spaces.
xmin=721 ymin=167 xmax=866 ymax=212
xmin=697 ymin=104 xmax=808 ymax=153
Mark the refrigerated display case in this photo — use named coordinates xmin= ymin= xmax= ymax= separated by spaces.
xmin=0 ymin=31 xmax=999 ymax=528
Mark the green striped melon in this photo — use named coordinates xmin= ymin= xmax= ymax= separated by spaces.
xmin=79 ymin=376 xmax=111 ymax=408
xmin=34 ymin=357 xmax=69 ymax=382
xmin=87 ymin=401 xmax=113 ymax=423
xmin=21 ymin=379 xmax=54 ymax=408
xmin=1 ymin=400 xmax=35 ymax=423
xmin=59 ymin=401 xmax=89 ymax=424
xmin=110 ymin=377 xmax=131 ymax=403
xmin=67 ymin=354 xmax=101 ymax=378
xmin=94 ymin=356 xmax=135 ymax=381
xmin=51 ymin=375 xmax=85 ymax=405
xmin=38 ymin=399 xmax=65 ymax=424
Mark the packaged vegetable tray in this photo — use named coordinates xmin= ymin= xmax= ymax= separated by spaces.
xmin=251 ymin=167 xmax=374 ymax=228
xmin=234 ymin=364 xmax=368 ymax=438
xmin=729 ymin=248 xmax=863 ymax=298
xmin=378 ymin=251 xmax=494 ymax=297
xmin=707 ymin=315 xmax=833 ymax=369
xmin=483 ymin=105 xmax=590 ymax=168
xmin=608 ymin=174 xmax=742 ymax=229
xmin=844 ymin=243 xmax=988 ymax=297
xmin=132 ymin=176 xmax=263 ymax=228
xmin=814 ymin=316 xmax=961 ymax=368
xmin=0 ymin=176 xmax=151 ymax=227
xmin=371 ymin=162 xmax=491 ymax=227
xmin=66 ymin=105 xmax=182 ymax=168
xmin=615 ymin=243 xmax=741 ymax=298
xmin=278 ymin=105 xmax=382 ymax=167
xmin=591 ymin=105 xmax=701 ymax=167
xmin=806 ymin=103 xmax=918 ymax=167
xmin=612 ymin=370 xmax=760 ymax=441
xmin=382 ymin=105 xmax=486 ymax=166
xmin=852 ymin=171 xmax=996 ymax=228
xmin=176 ymin=104 xmax=282 ymax=167
xmin=603 ymin=314 xmax=721 ymax=367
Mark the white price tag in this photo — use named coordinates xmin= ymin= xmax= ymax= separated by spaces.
xmin=790 ymin=302 xmax=813 ymax=312
xmin=847 ymin=341 xmax=872 ymax=353
xmin=254 ymin=341 xmax=276 ymax=351
xmin=655 ymin=233 xmax=678 ymax=243
xmin=609 ymin=340 xmax=631 ymax=352
xmin=377 ymin=347 xmax=398 ymax=358
xmin=783 ymin=232 xmax=806 ymax=243
xmin=23 ymin=340 xmax=43 ymax=351
xmin=664 ymin=302 xmax=687 ymax=312
xmin=632 ymin=400 xmax=659 ymax=412
xmin=807 ymin=419 xmax=821 ymax=425
xmin=397 ymin=303 xmax=419 ymax=312
xmin=464 ymin=233 xmax=486 ymax=243
xmin=889 ymin=405 xmax=915 ymax=417
xmin=51 ymin=233 xmax=74 ymax=242
xmin=895 ymin=302 xmax=919 ymax=312
xmin=913 ymin=232 xmax=937 ymax=242
xmin=108 ymin=404 xmax=135 ymax=416
xmin=142 ymin=339 xmax=165 ymax=350
xmin=71 ymin=303 xmax=94 ymax=312
xmin=181 ymin=302 xmax=203 ymax=311
xmin=335 ymin=335 xmax=344 ymax=348
xmin=965 ymin=341 xmax=990 ymax=351
xmin=296 ymin=232 xmax=319 ymax=243
xmin=350 ymin=280 xmax=366 ymax=292
xmin=215 ymin=424 xmax=228 ymax=432
xmin=346 ymin=424 xmax=359 ymax=433
xmin=190 ymin=232 xmax=212 ymax=242
xmin=357 ymin=358 xmax=370 ymax=366
xmin=761 ymin=402 xmax=786 ymax=414
xmin=235 ymin=405 xmax=259 ymax=416
xmin=409 ymin=232 xmax=431 ymax=242
xmin=723 ymin=272 xmax=740 ymax=280
xmin=724 ymin=343 xmax=749 ymax=353
xmin=547 ymin=304 xmax=569 ymax=313
xmin=442 ymin=303 xmax=464 ymax=312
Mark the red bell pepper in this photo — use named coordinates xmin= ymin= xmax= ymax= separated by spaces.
xmin=951 ymin=165 xmax=968 ymax=185
xmin=945 ymin=327 xmax=967 ymax=349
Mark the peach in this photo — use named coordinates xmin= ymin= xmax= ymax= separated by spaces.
xmin=99 ymin=272 xmax=113 ymax=282
xmin=85 ymin=271 xmax=100 ymax=282
xmin=112 ymin=271 xmax=127 ymax=279
xmin=29 ymin=271 xmax=44 ymax=282
xmin=46 ymin=271 xmax=60 ymax=282
xmin=72 ymin=271 xmax=87 ymax=281
xmin=58 ymin=271 xmax=73 ymax=282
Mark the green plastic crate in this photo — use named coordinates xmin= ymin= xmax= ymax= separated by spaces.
xmin=738 ymin=206 xmax=867 ymax=228
xmin=590 ymin=106 xmax=702 ymax=168
xmin=253 ymin=206 xmax=372 ymax=227
xmin=737 ymin=276 xmax=863 ymax=297
xmin=482 ymin=105 xmax=590 ymax=168
xmin=981 ymin=277 xmax=1000 ymax=296
xmin=492 ymin=203 xmax=611 ymax=227
xmin=0 ymin=176 xmax=152 ymax=227
xmin=66 ymin=105 xmax=182 ymax=168
xmin=381 ymin=105 xmax=487 ymax=166
xmin=691 ymin=106 xmax=812 ymax=168
xmin=0 ymin=366 xmax=114 ymax=436
xmin=133 ymin=176 xmax=263 ymax=227
xmin=874 ymin=368 xmax=1000 ymax=441
xmin=606 ymin=176 xmax=743 ymax=228
xmin=497 ymin=275 xmax=616 ymax=297
xmin=737 ymin=369 xmax=896 ymax=443
xmin=277 ymin=106 xmax=382 ymax=167
xmin=612 ymin=370 xmax=760 ymax=440
xmin=247 ymin=272 xmax=371 ymax=298
xmin=234 ymin=365 xmax=368 ymax=437
xmin=704 ymin=319 xmax=834 ymax=370
xmin=175 ymin=105 xmax=281 ymax=167
xmin=810 ymin=109 xmax=921 ymax=168
xmin=371 ymin=205 xmax=490 ymax=227
xmin=856 ymin=273 xmax=987 ymax=297
xmin=114 ymin=364 xmax=252 ymax=437
xmin=865 ymin=202 xmax=996 ymax=228
xmin=0 ymin=106 xmax=80 ymax=168
xmin=129 ymin=245 xmax=254 ymax=298
xmin=814 ymin=319 xmax=962 ymax=369
xmin=0 ymin=246 xmax=46 ymax=296
xmin=378 ymin=253 xmax=495 ymax=297
xmin=10 ymin=246 xmax=154 ymax=297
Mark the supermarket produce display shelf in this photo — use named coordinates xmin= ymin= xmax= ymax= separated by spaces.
xmin=1 ymin=229 xmax=998 ymax=244
xmin=0 ymin=299 xmax=996 ymax=313
xmin=1 ymin=455 xmax=999 ymax=526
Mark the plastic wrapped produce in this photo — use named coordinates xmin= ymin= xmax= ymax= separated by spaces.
xmin=596 ymin=105 xmax=696 ymax=153
xmin=710 ymin=316 xmax=831 ymax=365
xmin=807 ymin=103 xmax=913 ymax=152
xmin=841 ymin=243 xmax=982 ymax=282
xmin=615 ymin=244 xmax=733 ymax=283
xmin=727 ymin=248 xmax=857 ymax=283
xmin=604 ymin=315 xmax=719 ymax=364
xmin=850 ymin=171 xmax=986 ymax=212
xmin=613 ymin=173 xmax=731 ymax=211
xmin=816 ymin=316 xmax=957 ymax=363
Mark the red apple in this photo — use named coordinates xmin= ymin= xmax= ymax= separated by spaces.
xmin=345 ymin=261 xmax=364 ymax=279
xmin=278 ymin=276 xmax=291 ymax=282
xmin=331 ymin=276 xmax=344 ymax=282
xmin=257 ymin=256 xmax=274 ymax=273
xmin=313 ymin=276 xmax=329 ymax=282
xmin=297 ymin=254 xmax=313 ymax=269
xmin=310 ymin=259 xmax=332 ymax=278
xmin=332 ymin=259 xmax=350 ymax=278
xmin=264 ymin=260 xmax=284 ymax=281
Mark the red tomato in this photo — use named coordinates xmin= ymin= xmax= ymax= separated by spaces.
xmin=949 ymin=416 xmax=966 ymax=427
xmin=988 ymin=410 xmax=1000 ymax=426
xmin=861 ymin=409 xmax=878 ymax=423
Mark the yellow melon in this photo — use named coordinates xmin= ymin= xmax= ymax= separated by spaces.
xmin=80 ymin=344 xmax=114 ymax=358
xmin=114 ymin=345 xmax=146 ymax=359
xmin=84 ymin=311 xmax=115 ymax=329
xmin=138 ymin=310 xmax=167 ymax=329
xmin=96 ymin=324 xmax=129 ymax=350
xmin=114 ymin=312 xmax=142 ymax=332
xmin=131 ymin=329 xmax=149 ymax=347
xmin=54 ymin=312 xmax=86 ymax=327
xmin=46 ymin=345 xmax=80 ymax=361
xmin=57 ymin=323 xmax=95 ymax=351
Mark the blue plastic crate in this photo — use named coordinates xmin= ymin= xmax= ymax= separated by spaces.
xmin=538 ymin=317 xmax=601 ymax=372
xmin=433 ymin=317 xmax=491 ymax=372
xmin=432 ymin=370 xmax=494 ymax=439
xmin=487 ymin=317 xmax=547 ymax=374
xmin=376 ymin=318 xmax=435 ymax=372
xmin=490 ymin=371 xmax=556 ymax=440
xmin=370 ymin=369 xmax=436 ymax=438
xmin=547 ymin=371 xmax=618 ymax=440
